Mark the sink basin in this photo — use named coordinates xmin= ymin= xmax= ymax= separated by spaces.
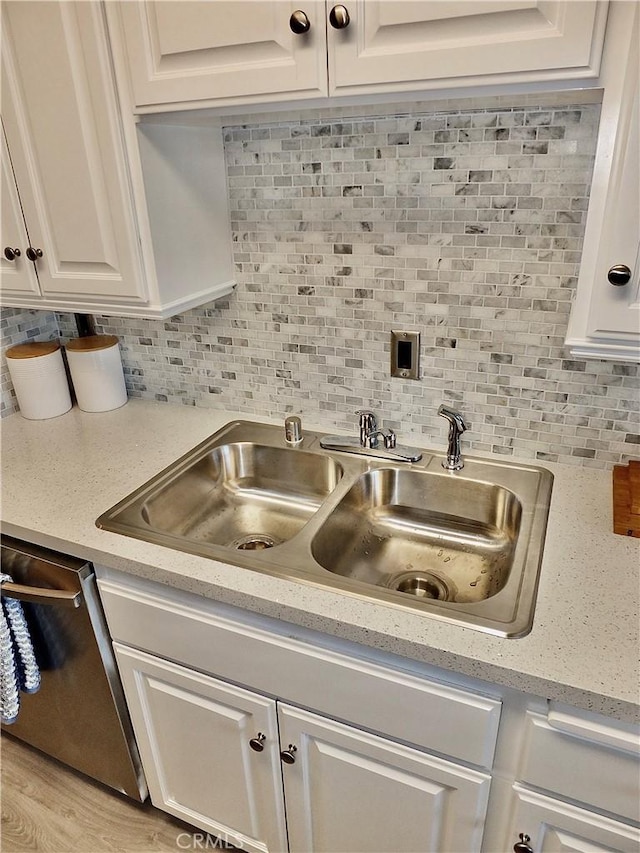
xmin=97 ymin=421 xmax=553 ymax=637
xmin=311 ymin=468 xmax=521 ymax=604
xmin=101 ymin=426 xmax=342 ymax=551
xmin=141 ymin=442 xmax=343 ymax=550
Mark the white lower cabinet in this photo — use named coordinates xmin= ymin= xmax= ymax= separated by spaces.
xmin=114 ymin=646 xmax=287 ymax=853
xmin=508 ymin=787 xmax=640 ymax=853
xmin=500 ymin=710 xmax=640 ymax=853
xmin=98 ymin=571 xmax=639 ymax=853
xmin=278 ymin=704 xmax=489 ymax=853
xmin=114 ymin=643 xmax=491 ymax=853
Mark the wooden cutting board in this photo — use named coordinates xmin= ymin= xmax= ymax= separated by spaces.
xmin=612 ymin=460 xmax=640 ymax=537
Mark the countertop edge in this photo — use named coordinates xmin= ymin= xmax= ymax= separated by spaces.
xmin=2 ymin=520 xmax=637 ymax=724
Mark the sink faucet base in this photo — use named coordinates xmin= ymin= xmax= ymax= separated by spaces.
xmin=319 ymin=434 xmax=423 ymax=463
xmin=320 ymin=411 xmax=422 ymax=463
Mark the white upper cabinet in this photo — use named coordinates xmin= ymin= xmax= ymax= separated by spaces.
xmin=1 ymin=1 xmax=148 ymax=307
xmin=108 ymin=0 xmax=609 ymax=113
xmin=328 ymin=0 xmax=609 ymax=96
xmin=0 ymin=1 xmax=235 ymax=319
xmin=565 ymin=1 xmax=640 ymax=362
xmin=110 ymin=0 xmax=329 ymax=109
xmin=1 ymin=124 xmax=39 ymax=297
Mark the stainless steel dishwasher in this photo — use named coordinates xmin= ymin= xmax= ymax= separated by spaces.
xmin=0 ymin=536 xmax=146 ymax=800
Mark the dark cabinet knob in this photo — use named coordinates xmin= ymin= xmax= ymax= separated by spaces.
xmin=329 ymin=5 xmax=350 ymax=28
xmin=25 ymin=247 xmax=43 ymax=262
xmin=514 ymin=832 xmax=534 ymax=853
xmin=289 ymin=10 xmax=310 ymax=34
xmin=608 ymin=264 xmax=632 ymax=286
xmin=3 ymin=247 xmax=21 ymax=261
xmin=249 ymin=732 xmax=266 ymax=752
xmin=280 ymin=744 xmax=298 ymax=764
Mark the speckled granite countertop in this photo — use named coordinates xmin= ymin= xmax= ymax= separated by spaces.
xmin=1 ymin=400 xmax=638 ymax=722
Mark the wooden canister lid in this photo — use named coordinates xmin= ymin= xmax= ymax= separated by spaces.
xmin=66 ymin=334 xmax=119 ymax=352
xmin=5 ymin=341 xmax=60 ymax=359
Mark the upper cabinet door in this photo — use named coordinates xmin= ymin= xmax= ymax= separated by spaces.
xmin=0 ymin=123 xmax=40 ymax=298
xmin=584 ymin=45 xmax=639 ymax=343
xmin=114 ymin=0 xmax=328 ymax=110
xmin=565 ymin=1 xmax=639 ymax=362
xmin=1 ymin=1 xmax=147 ymax=304
xmin=327 ymin=0 xmax=609 ymax=95
xmin=112 ymin=0 xmax=609 ymax=113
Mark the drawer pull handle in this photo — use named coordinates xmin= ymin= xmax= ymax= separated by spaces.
xmin=513 ymin=833 xmax=533 ymax=853
xmin=280 ymin=744 xmax=297 ymax=764
xmin=3 ymin=247 xmax=21 ymax=261
xmin=249 ymin=733 xmax=266 ymax=752
xmin=289 ymin=10 xmax=310 ymax=34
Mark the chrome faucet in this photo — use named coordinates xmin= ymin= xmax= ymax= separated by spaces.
xmin=320 ymin=411 xmax=421 ymax=462
xmin=358 ymin=410 xmax=377 ymax=446
xmin=438 ymin=404 xmax=468 ymax=471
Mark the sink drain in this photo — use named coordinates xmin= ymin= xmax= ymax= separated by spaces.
xmin=233 ymin=534 xmax=280 ymax=551
xmin=387 ymin=571 xmax=450 ymax=601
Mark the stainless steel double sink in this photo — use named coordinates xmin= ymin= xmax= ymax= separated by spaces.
xmin=97 ymin=421 xmax=553 ymax=637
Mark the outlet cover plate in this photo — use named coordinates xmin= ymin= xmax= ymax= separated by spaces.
xmin=391 ymin=330 xmax=420 ymax=380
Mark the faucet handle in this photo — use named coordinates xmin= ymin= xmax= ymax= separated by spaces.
xmin=437 ymin=404 xmax=468 ymax=433
xmin=356 ymin=409 xmax=377 ymax=430
xmin=356 ymin=410 xmax=378 ymax=447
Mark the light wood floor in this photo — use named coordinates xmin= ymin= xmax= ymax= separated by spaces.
xmin=1 ymin=734 xmax=201 ymax=852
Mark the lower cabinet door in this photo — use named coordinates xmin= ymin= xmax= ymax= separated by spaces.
xmin=113 ymin=644 xmax=288 ymax=853
xmin=278 ymin=703 xmax=491 ymax=853
xmin=508 ymin=786 xmax=640 ymax=853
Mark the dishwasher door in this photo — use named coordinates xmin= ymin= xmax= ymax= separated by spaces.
xmin=0 ymin=537 xmax=146 ymax=800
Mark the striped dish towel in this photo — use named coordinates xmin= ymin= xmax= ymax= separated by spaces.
xmin=1 ymin=574 xmax=41 ymax=724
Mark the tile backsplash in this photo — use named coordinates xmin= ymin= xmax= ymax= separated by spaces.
xmin=2 ymin=101 xmax=639 ymax=468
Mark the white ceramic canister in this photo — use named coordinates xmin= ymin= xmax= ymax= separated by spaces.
xmin=66 ymin=335 xmax=127 ymax=413
xmin=5 ymin=341 xmax=72 ymax=420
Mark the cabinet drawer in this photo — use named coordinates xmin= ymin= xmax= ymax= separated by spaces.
xmin=509 ymin=785 xmax=640 ymax=853
xmin=519 ymin=712 xmax=640 ymax=823
xmin=98 ymin=577 xmax=501 ymax=769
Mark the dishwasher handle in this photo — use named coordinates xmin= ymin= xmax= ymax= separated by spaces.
xmin=1 ymin=582 xmax=83 ymax=608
